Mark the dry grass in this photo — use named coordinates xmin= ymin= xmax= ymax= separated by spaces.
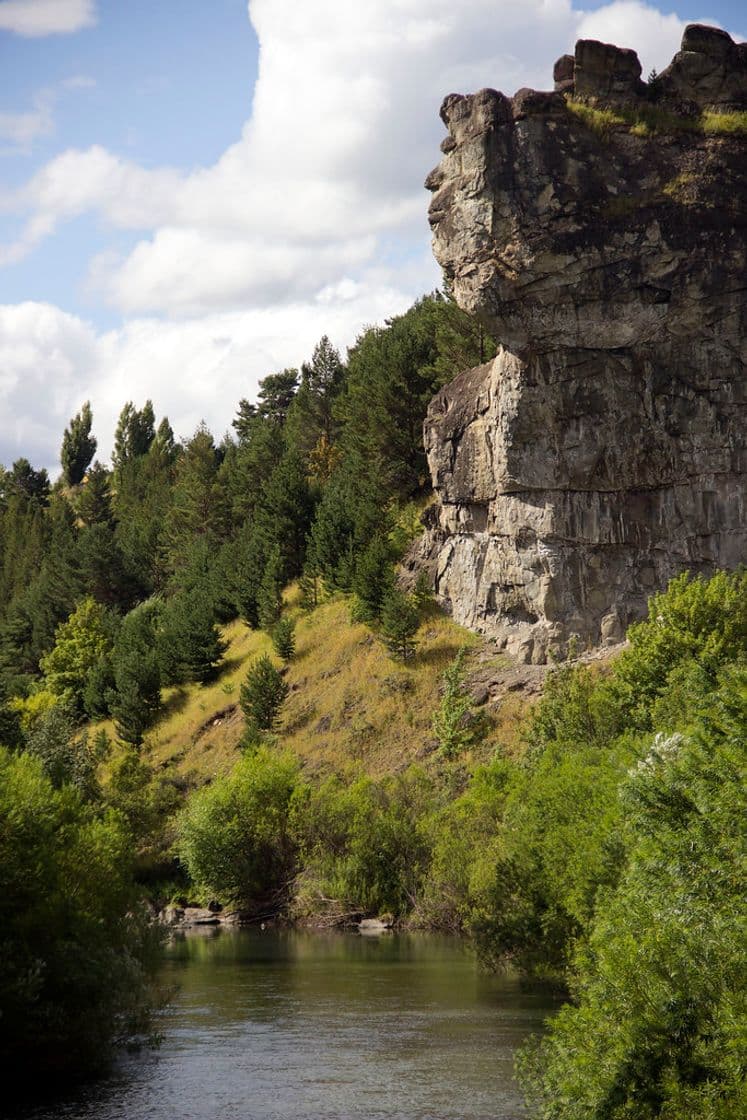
xmin=137 ymin=589 xmax=531 ymax=787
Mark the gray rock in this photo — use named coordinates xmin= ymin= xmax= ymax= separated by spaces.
xmin=418 ymin=26 xmax=746 ymax=662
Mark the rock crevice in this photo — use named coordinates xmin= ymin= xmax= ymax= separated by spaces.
xmin=419 ymin=25 xmax=746 ymax=663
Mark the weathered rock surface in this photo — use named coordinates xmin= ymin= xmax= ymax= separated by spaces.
xmin=419 ymin=26 xmax=746 ymax=663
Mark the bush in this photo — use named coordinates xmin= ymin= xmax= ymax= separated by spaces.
xmin=518 ymin=671 xmax=747 ymax=1120
xmin=293 ymin=767 xmax=438 ymax=920
xmin=177 ymin=748 xmax=301 ymax=909
xmin=0 ymin=748 xmax=162 ymax=1081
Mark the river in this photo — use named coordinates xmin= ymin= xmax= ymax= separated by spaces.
xmin=12 ymin=928 xmax=557 ymax=1120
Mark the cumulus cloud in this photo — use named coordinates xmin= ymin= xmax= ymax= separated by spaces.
xmin=2 ymin=0 xmax=584 ymax=315
xmin=0 ymin=1 xmax=737 ymax=469
xmin=0 ymin=0 xmax=96 ymax=37
xmin=0 ymin=279 xmax=423 ymax=472
xmin=576 ymin=1 xmax=689 ymax=77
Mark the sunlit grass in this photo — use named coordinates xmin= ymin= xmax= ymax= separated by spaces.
xmin=565 ymin=98 xmax=747 ymax=139
xmin=136 ymin=587 xmax=530 ymax=786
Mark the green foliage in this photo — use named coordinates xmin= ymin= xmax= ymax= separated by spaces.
xmin=518 ymin=671 xmax=747 ymax=1120
xmin=380 ymin=588 xmax=419 ymax=661
xmin=60 ymin=400 xmax=97 ymax=486
xmin=611 ymin=569 xmax=747 ymax=730
xmin=76 ymin=460 xmax=114 ymax=526
xmin=240 ymin=653 xmax=289 ymax=736
xmin=108 ymin=602 xmax=162 ymax=745
xmin=40 ymin=596 xmax=111 ymax=711
xmin=257 ymin=545 xmax=284 ymax=631
xmin=271 ymin=617 xmax=296 ymax=662
xmin=24 ymin=699 xmax=108 ymax=799
xmin=104 ymin=745 xmax=183 ymax=863
xmin=177 ymin=748 xmax=300 ymax=907
xmin=158 ymin=587 xmax=226 ymax=685
xmin=0 ymin=748 xmax=162 ymax=1082
xmin=432 ymin=648 xmax=480 ymax=758
xmin=0 ymin=677 xmax=23 ymax=749
xmin=351 ymin=533 xmax=395 ymax=623
xmin=294 ymin=767 xmax=438 ymax=919
xmin=112 ymin=400 xmax=156 ymax=474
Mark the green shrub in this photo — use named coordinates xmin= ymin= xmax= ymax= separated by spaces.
xmin=293 ymin=767 xmax=438 ymax=919
xmin=518 ymin=670 xmax=747 ymax=1119
xmin=0 ymin=748 xmax=162 ymax=1081
xmin=177 ymin=748 xmax=301 ymax=909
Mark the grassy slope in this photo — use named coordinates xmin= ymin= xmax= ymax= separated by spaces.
xmin=140 ymin=589 xmax=531 ymax=788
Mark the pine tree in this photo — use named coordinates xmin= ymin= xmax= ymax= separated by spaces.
xmin=61 ymin=401 xmax=97 ymax=487
xmin=257 ymin=546 xmax=283 ymax=631
xmin=0 ymin=678 xmax=22 ymax=750
xmin=380 ymin=589 xmax=419 ymax=662
xmin=272 ymin=618 xmax=295 ymax=662
xmin=76 ymin=461 xmax=114 ymax=527
xmin=107 ymin=603 xmax=161 ymax=745
xmin=351 ymin=534 xmax=395 ymax=623
xmin=240 ymin=653 xmax=289 ymax=735
xmin=158 ymin=587 xmax=226 ymax=684
xmin=164 ymin=423 xmax=229 ymax=575
xmin=112 ymin=401 xmax=156 ymax=474
xmin=299 ymin=553 xmax=323 ymax=611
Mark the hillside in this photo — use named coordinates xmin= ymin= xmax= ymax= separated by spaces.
xmin=139 ymin=591 xmax=533 ymax=787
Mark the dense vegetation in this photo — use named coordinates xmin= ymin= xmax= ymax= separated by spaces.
xmin=1 ymin=286 xmax=744 ymax=1118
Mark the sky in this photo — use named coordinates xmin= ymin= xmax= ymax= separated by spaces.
xmin=0 ymin=0 xmax=744 ymax=473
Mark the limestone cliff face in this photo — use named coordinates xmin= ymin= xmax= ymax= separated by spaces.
xmin=419 ymin=26 xmax=746 ymax=663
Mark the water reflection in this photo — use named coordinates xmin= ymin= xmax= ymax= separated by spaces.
xmin=12 ymin=929 xmax=557 ymax=1120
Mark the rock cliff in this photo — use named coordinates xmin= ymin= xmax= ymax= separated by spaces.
xmin=419 ymin=25 xmax=746 ymax=663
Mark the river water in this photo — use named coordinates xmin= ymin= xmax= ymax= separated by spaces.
xmin=13 ymin=928 xmax=557 ymax=1120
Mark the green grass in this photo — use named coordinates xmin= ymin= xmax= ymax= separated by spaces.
xmin=565 ymin=98 xmax=747 ymax=139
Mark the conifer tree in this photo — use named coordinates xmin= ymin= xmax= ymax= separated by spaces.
xmin=112 ymin=400 xmax=155 ymax=473
xmin=0 ymin=679 xmax=22 ymax=750
xmin=61 ymin=401 xmax=97 ymax=486
xmin=76 ymin=462 xmax=114 ymax=527
xmin=380 ymin=589 xmax=419 ymax=662
xmin=158 ymin=587 xmax=226 ymax=684
xmin=258 ymin=546 xmax=284 ymax=631
xmin=272 ymin=618 xmax=295 ymax=662
xmin=351 ymin=534 xmax=395 ymax=623
xmin=106 ymin=602 xmax=161 ymax=744
xmin=240 ymin=653 xmax=289 ymax=736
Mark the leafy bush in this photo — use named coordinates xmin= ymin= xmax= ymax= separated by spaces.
xmin=0 ymin=748 xmax=162 ymax=1082
xmin=518 ymin=671 xmax=747 ymax=1120
xmin=177 ymin=748 xmax=301 ymax=909
xmin=293 ymin=767 xmax=438 ymax=919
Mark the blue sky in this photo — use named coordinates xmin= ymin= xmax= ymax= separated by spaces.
xmin=0 ymin=0 xmax=744 ymax=471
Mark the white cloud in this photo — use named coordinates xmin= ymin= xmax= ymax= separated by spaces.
xmin=0 ymin=75 xmax=97 ymax=157
xmin=576 ymin=1 xmax=688 ymax=77
xmin=0 ymin=0 xmax=96 ymax=37
xmin=0 ymin=1 xmax=738 ymax=469
xmin=0 ymin=90 xmax=54 ymax=154
xmin=0 ymin=280 xmax=423 ymax=472
xmin=1 ymin=0 xmax=584 ymax=314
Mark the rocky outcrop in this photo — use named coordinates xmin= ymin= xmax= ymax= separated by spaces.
xmin=420 ymin=26 xmax=746 ymax=663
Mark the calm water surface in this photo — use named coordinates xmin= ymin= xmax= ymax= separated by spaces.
xmin=15 ymin=929 xmax=557 ymax=1120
